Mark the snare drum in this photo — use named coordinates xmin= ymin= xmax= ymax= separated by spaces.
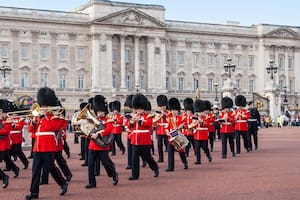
xmin=169 ymin=130 xmax=189 ymax=151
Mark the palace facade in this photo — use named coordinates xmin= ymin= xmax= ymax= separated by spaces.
xmin=0 ymin=0 xmax=299 ymax=114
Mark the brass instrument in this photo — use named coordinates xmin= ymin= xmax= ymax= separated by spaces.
xmin=188 ymin=116 xmax=199 ymax=129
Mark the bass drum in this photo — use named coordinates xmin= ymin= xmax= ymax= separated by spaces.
xmin=169 ymin=130 xmax=189 ymax=152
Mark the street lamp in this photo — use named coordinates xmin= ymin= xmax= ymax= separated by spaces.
xmin=214 ymin=82 xmax=219 ymax=102
xmin=266 ymin=60 xmax=277 ymax=80
xmin=224 ymin=57 xmax=236 ymax=78
xmin=135 ymin=83 xmax=140 ymax=93
xmin=283 ymin=85 xmax=288 ymax=104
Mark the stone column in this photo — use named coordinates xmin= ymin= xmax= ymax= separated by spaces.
xmin=68 ymin=32 xmax=76 ymax=88
xmin=91 ymin=33 xmax=101 ymax=92
xmin=10 ymin=29 xmax=19 ymax=86
xmin=30 ymin=30 xmax=39 ymax=87
xmin=160 ymin=37 xmax=167 ymax=92
xmin=134 ymin=36 xmax=140 ymax=87
xmin=120 ymin=35 xmax=126 ymax=89
xmin=105 ymin=34 xmax=113 ymax=89
xmin=50 ymin=32 xmax=57 ymax=88
xmin=147 ymin=36 xmax=155 ymax=91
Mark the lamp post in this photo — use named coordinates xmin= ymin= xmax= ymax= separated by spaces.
xmin=135 ymin=83 xmax=140 ymax=93
xmin=214 ymin=82 xmax=219 ymax=102
xmin=0 ymin=59 xmax=12 ymax=88
xmin=224 ymin=57 xmax=236 ymax=78
xmin=266 ymin=60 xmax=277 ymax=80
xmin=283 ymin=85 xmax=288 ymax=113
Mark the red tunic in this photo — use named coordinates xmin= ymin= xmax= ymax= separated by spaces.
xmin=233 ymin=109 xmax=250 ymax=131
xmin=0 ymin=119 xmax=12 ymax=151
xmin=28 ymin=113 xmax=66 ymax=152
xmin=205 ymin=113 xmax=216 ymax=133
xmin=193 ymin=115 xmax=209 ymax=141
xmin=110 ymin=113 xmax=123 ymax=135
xmin=10 ymin=118 xmax=25 ymax=145
xmin=166 ymin=113 xmax=185 ymax=141
xmin=154 ymin=110 xmax=170 ymax=136
xmin=124 ymin=118 xmax=132 ymax=140
xmin=88 ymin=116 xmax=113 ymax=151
xmin=219 ymin=111 xmax=235 ymax=133
xmin=130 ymin=113 xmax=152 ymax=145
xmin=182 ymin=113 xmax=195 ymax=136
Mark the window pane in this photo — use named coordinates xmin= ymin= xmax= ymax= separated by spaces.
xmin=60 ymin=74 xmax=66 ymax=88
xmin=249 ymin=80 xmax=254 ymax=93
xmin=139 ymin=50 xmax=144 ymax=63
xmin=1 ymin=44 xmax=8 ymax=58
xmin=78 ymin=74 xmax=84 ymax=89
xmin=40 ymin=46 xmax=47 ymax=60
xmin=59 ymin=47 xmax=66 ymax=61
xmin=21 ymin=73 xmax=28 ymax=88
xmin=41 ymin=73 xmax=48 ymax=87
xmin=178 ymin=51 xmax=184 ymax=65
xmin=179 ymin=77 xmax=184 ymax=90
xmin=208 ymin=79 xmax=213 ymax=92
xmin=166 ymin=51 xmax=170 ymax=65
xmin=112 ymin=75 xmax=116 ymax=88
xmin=125 ymin=49 xmax=130 ymax=63
xmin=21 ymin=45 xmax=28 ymax=59
xmin=194 ymin=78 xmax=199 ymax=90
xmin=112 ymin=49 xmax=116 ymax=62
xmin=77 ymin=47 xmax=84 ymax=61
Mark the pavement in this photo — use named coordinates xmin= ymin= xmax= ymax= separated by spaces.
xmin=1 ymin=126 xmax=300 ymax=200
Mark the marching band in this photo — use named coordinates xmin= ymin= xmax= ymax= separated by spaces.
xmin=0 ymin=86 xmax=263 ymax=200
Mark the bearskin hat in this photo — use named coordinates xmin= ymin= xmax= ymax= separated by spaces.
xmin=193 ymin=99 xmax=206 ymax=112
xmin=88 ymin=97 xmax=94 ymax=110
xmin=112 ymin=100 xmax=121 ymax=112
xmin=79 ymin=102 xmax=88 ymax=110
xmin=183 ymin=97 xmax=194 ymax=112
xmin=108 ymin=102 xmax=114 ymax=112
xmin=37 ymin=87 xmax=58 ymax=107
xmin=235 ymin=95 xmax=247 ymax=107
xmin=132 ymin=93 xmax=148 ymax=110
xmin=146 ymin=101 xmax=152 ymax=111
xmin=221 ymin=97 xmax=233 ymax=109
xmin=168 ymin=98 xmax=181 ymax=111
xmin=93 ymin=95 xmax=107 ymax=112
xmin=204 ymin=100 xmax=212 ymax=111
xmin=124 ymin=95 xmax=134 ymax=109
xmin=157 ymin=95 xmax=168 ymax=107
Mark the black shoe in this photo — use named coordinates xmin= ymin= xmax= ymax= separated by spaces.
xmin=13 ymin=155 xmax=17 ymax=161
xmin=2 ymin=175 xmax=9 ymax=189
xmin=154 ymin=167 xmax=159 ymax=177
xmin=23 ymin=162 xmax=29 ymax=170
xmin=79 ymin=157 xmax=85 ymax=160
xmin=142 ymin=161 xmax=147 ymax=168
xmin=210 ymin=148 xmax=213 ymax=152
xmin=14 ymin=168 xmax=19 ymax=178
xmin=39 ymin=181 xmax=48 ymax=185
xmin=3 ymin=168 xmax=10 ymax=172
xmin=247 ymin=148 xmax=251 ymax=152
xmin=184 ymin=163 xmax=189 ymax=169
xmin=222 ymin=155 xmax=227 ymax=159
xmin=255 ymin=146 xmax=258 ymax=150
xmin=27 ymin=156 xmax=33 ymax=159
xmin=81 ymin=163 xmax=88 ymax=167
xmin=157 ymin=160 xmax=163 ymax=163
xmin=85 ymin=184 xmax=96 ymax=189
xmin=125 ymin=166 xmax=132 ymax=170
xmin=113 ymin=173 xmax=119 ymax=185
xmin=25 ymin=193 xmax=39 ymax=200
xmin=60 ymin=182 xmax=68 ymax=195
xmin=128 ymin=176 xmax=138 ymax=180
xmin=66 ymin=174 xmax=72 ymax=182
xmin=232 ymin=153 xmax=236 ymax=157
xmin=194 ymin=161 xmax=201 ymax=165
xmin=165 ymin=168 xmax=174 ymax=172
xmin=208 ymin=156 xmax=212 ymax=162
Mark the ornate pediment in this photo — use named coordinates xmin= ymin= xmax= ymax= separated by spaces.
xmin=264 ymin=28 xmax=300 ymax=39
xmin=57 ymin=66 xmax=69 ymax=73
xmin=38 ymin=66 xmax=50 ymax=72
xmin=19 ymin=65 xmax=31 ymax=71
xmin=92 ymin=8 xmax=166 ymax=28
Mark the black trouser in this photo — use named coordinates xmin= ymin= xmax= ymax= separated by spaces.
xmin=131 ymin=145 xmax=158 ymax=179
xmin=111 ymin=134 xmax=125 ymax=155
xmin=235 ymin=130 xmax=249 ymax=153
xmin=157 ymin=135 xmax=168 ymax=161
xmin=0 ymin=168 xmax=7 ymax=180
xmin=3 ymin=150 xmax=19 ymax=172
xmin=74 ymin=134 xmax=79 ymax=144
xmin=248 ymin=129 xmax=258 ymax=150
xmin=30 ymin=152 xmax=66 ymax=195
xmin=208 ymin=132 xmax=215 ymax=150
xmin=80 ymin=137 xmax=86 ymax=159
xmin=88 ymin=150 xmax=117 ymax=186
xmin=29 ymin=138 xmax=35 ymax=158
xmin=127 ymin=139 xmax=132 ymax=168
xmin=221 ymin=133 xmax=235 ymax=157
xmin=84 ymin=138 xmax=90 ymax=165
xmin=194 ymin=140 xmax=211 ymax=163
xmin=185 ymin=135 xmax=195 ymax=157
xmin=167 ymin=143 xmax=187 ymax=170
xmin=11 ymin=143 xmax=29 ymax=167
xmin=55 ymin=151 xmax=72 ymax=178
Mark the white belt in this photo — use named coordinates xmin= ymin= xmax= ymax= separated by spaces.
xmin=158 ymin=123 xmax=168 ymax=126
xmin=196 ymin=128 xmax=208 ymax=130
xmin=248 ymin=119 xmax=257 ymax=122
xmin=36 ymin=132 xmax=55 ymax=136
xmin=113 ymin=124 xmax=121 ymax=127
xmin=223 ymin=122 xmax=232 ymax=125
xmin=236 ymin=120 xmax=247 ymax=123
xmin=133 ymin=130 xmax=150 ymax=133
xmin=10 ymin=130 xmax=21 ymax=134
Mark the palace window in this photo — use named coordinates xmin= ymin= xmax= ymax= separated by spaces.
xmin=166 ymin=51 xmax=170 ymax=65
xmin=166 ymin=77 xmax=169 ymax=89
xmin=59 ymin=74 xmax=66 ymax=89
xmin=178 ymin=77 xmax=184 ymax=91
xmin=278 ymin=55 xmax=284 ymax=69
xmin=21 ymin=44 xmax=29 ymax=59
xmin=177 ymin=51 xmax=185 ymax=65
xmin=21 ymin=73 xmax=28 ymax=88
xmin=112 ymin=75 xmax=116 ymax=88
xmin=77 ymin=47 xmax=84 ymax=62
xmin=126 ymin=75 xmax=131 ymax=89
xmin=193 ymin=53 xmax=200 ymax=66
xmin=139 ymin=50 xmax=144 ymax=63
xmin=207 ymin=78 xmax=213 ymax=92
xmin=78 ymin=74 xmax=84 ymax=89
xmin=207 ymin=54 xmax=214 ymax=66
xmin=248 ymin=56 xmax=254 ymax=69
xmin=40 ymin=46 xmax=48 ymax=60
xmin=249 ymin=80 xmax=254 ymax=93
xmin=236 ymin=79 xmax=241 ymax=89
xmin=1 ymin=44 xmax=8 ymax=58
xmin=40 ymin=73 xmax=48 ymax=87
xmin=125 ymin=49 xmax=130 ymax=63
xmin=288 ymin=56 xmax=293 ymax=69
xmin=59 ymin=46 xmax=67 ymax=61
xmin=193 ymin=78 xmax=199 ymax=91
xmin=140 ymin=75 xmax=145 ymax=89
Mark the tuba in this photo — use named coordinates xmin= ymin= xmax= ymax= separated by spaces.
xmin=74 ymin=104 xmax=113 ymax=148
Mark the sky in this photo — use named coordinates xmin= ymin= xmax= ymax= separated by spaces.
xmin=0 ymin=0 xmax=299 ymax=27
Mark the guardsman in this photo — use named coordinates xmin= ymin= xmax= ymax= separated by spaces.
xmin=233 ymin=95 xmax=250 ymax=154
xmin=128 ymin=93 xmax=159 ymax=180
xmin=78 ymin=102 xmax=88 ymax=161
xmin=25 ymin=87 xmax=68 ymax=200
xmin=219 ymin=97 xmax=235 ymax=158
xmin=247 ymin=101 xmax=261 ymax=151
xmin=85 ymin=95 xmax=118 ymax=188
xmin=203 ymin=102 xmax=216 ymax=152
xmin=165 ymin=98 xmax=188 ymax=171
xmin=193 ymin=100 xmax=212 ymax=164
xmin=182 ymin=97 xmax=195 ymax=157
xmin=110 ymin=100 xmax=125 ymax=156
xmin=154 ymin=95 xmax=169 ymax=163
xmin=9 ymin=105 xmax=29 ymax=170
xmin=124 ymin=95 xmax=134 ymax=170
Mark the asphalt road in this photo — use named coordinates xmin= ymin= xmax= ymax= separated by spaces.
xmin=1 ymin=126 xmax=300 ymax=200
